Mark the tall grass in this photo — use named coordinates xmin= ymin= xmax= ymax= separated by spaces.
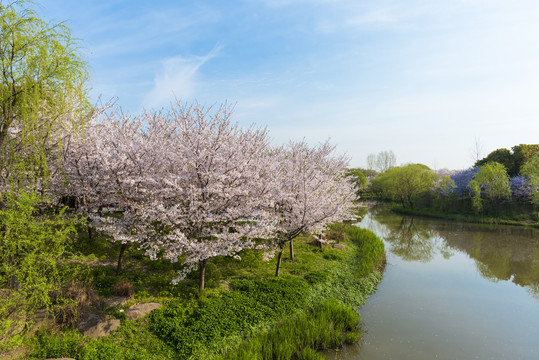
xmin=224 ymin=299 xmax=360 ymax=360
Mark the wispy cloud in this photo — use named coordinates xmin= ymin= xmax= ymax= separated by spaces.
xmin=141 ymin=46 xmax=221 ymax=111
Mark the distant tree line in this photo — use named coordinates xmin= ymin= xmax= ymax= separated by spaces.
xmin=354 ymin=145 xmax=539 ymax=219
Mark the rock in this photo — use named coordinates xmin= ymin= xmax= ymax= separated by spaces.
xmin=332 ymin=243 xmax=345 ymax=250
xmin=125 ymin=303 xmax=162 ymax=321
xmin=102 ymin=296 xmax=130 ymax=308
xmin=77 ymin=313 xmax=120 ymax=339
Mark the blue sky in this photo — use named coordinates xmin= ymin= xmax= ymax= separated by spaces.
xmin=36 ymin=0 xmax=539 ymax=170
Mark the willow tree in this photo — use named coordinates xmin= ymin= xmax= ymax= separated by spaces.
xmin=371 ymin=164 xmax=437 ymax=209
xmin=468 ymin=162 xmax=511 ymax=215
xmin=0 ymin=0 xmax=90 ymax=192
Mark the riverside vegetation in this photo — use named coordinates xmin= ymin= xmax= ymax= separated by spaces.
xmin=351 ymin=146 xmax=539 ymax=227
xmin=26 ymin=223 xmax=385 ymax=359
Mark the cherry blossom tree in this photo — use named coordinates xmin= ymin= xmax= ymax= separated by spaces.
xmin=269 ymin=140 xmax=356 ymax=276
xmin=57 ymin=108 xmax=165 ymax=274
xmin=136 ymin=104 xmax=276 ymax=291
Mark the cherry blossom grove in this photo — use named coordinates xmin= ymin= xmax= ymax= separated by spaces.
xmin=59 ymin=103 xmax=356 ymax=290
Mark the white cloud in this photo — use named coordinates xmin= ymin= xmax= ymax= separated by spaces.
xmin=142 ymin=47 xmax=221 ymax=111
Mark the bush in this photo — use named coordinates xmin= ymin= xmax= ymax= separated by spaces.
xmin=30 ymin=329 xmax=85 ymax=359
xmin=54 ymin=281 xmax=98 ymax=328
xmin=112 ymin=279 xmax=134 ymax=297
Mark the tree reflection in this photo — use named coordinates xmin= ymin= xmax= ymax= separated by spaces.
xmin=363 ymin=205 xmax=539 ymax=295
xmin=439 ymin=225 xmax=539 ymax=289
xmin=370 ymin=211 xmax=454 ymax=262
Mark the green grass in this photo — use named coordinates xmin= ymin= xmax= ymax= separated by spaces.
xmin=223 ymin=299 xmax=361 ymax=360
xmin=27 ymin=225 xmax=386 ymax=360
xmin=30 ymin=319 xmax=176 ymax=360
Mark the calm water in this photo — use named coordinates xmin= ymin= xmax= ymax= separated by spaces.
xmin=326 ymin=207 xmax=539 ymax=360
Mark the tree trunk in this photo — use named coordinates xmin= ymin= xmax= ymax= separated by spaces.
xmin=116 ymin=243 xmax=128 ymax=275
xmin=275 ymin=245 xmax=284 ymax=277
xmin=289 ymin=239 xmax=294 ymax=260
xmin=88 ymin=226 xmax=92 ymax=240
xmin=199 ymin=259 xmax=207 ymax=292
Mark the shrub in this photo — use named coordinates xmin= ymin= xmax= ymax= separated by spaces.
xmin=112 ymin=279 xmax=135 ymax=297
xmin=30 ymin=329 xmax=85 ymax=359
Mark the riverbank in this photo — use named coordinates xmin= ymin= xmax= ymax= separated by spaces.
xmin=392 ymin=206 xmax=539 ymax=228
xmin=27 ymin=225 xmax=385 ymax=359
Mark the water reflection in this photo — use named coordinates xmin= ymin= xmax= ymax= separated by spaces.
xmin=325 ymin=206 xmax=539 ymax=360
xmin=369 ymin=206 xmax=539 ymax=298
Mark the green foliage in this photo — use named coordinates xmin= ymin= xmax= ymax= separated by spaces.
xmin=474 ymin=144 xmax=539 ymax=177
xmin=521 ymin=153 xmax=539 ymax=206
xmin=348 ymin=226 xmax=386 ymax=277
xmin=512 ymin=144 xmax=539 ymax=175
xmin=322 ymin=250 xmax=343 ymax=261
xmin=304 ymin=271 xmax=331 ymax=285
xmin=149 ymin=277 xmax=310 ymax=358
xmin=468 ymin=162 xmax=511 ymax=213
xmin=0 ymin=191 xmax=79 ymax=352
xmin=31 ymin=319 xmax=176 ymax=360
xmin=345 ymin=168 xmax=368 ymax=198
xmin=370 ymin=164 xmax=438 ymax=209
xmin=475 ymin=149 xmax=514 ymax=176
xmin=224 ymin=299 xmax=360 ymax=360
xmin=0 ymin=0 xmax=91 ymax=189
xmin=308 ymin=226 xmax=384 ymax=307
xmin=31 ymin=329 xmax=86 ymax=359
xmin=26 ymin=224 xmax=385 ymax=359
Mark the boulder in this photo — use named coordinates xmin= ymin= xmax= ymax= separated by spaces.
xmin=332 ymin=243 xmax=345 ymax=250
xmin=102 ymin=296 xmax=130 ymax=308
xmin=77 ymin=313 xmax=120 ymax=339
xmin=125 ymin=303 xmax=162 ymax=321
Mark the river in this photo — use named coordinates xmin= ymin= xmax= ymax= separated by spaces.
xmin=326 ymin=206 xmax=539 ymax=360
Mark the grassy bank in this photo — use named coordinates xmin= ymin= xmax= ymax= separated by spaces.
xmin=392 ymin=205 xmax=539 ymax=228
xmin=25 ymin=225 xmax=385 ymax=360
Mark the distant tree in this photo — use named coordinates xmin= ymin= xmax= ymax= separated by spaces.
xmin=450 ymin=167 xmax=479 ymax=198
xmin=513 ymin=144 xmax=539 ymax=175
xmin=0 ymin=1 xmax=90 ymax=191
xmin=474 ymin=144 xmax=539 ymax=177
xmin=371 ymin=164 xmax=437 ymax=209
xmin=521 ymin=153 xmax=539 ymax=205
xmin=345 ymin=168 xmax=368 ymax=199
xmin=358 ymin=168 xmax=378 ymax=178
xmin=366 ymin=154 xmax=377 ymax=171
xmin=468 ymin=162 xmax=511 ymax=214
xmin=510 ymin=176 xmax=532 ymax=202
xmin=367 ymin=151 xmax=396 ymax=173
xmin=471 ymin=137 xmax=483 ymax=163
xmin=434 ymin=175 xmax=456 ymax=197
xmin=475 ymin=149 xmax=514 ymax=176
